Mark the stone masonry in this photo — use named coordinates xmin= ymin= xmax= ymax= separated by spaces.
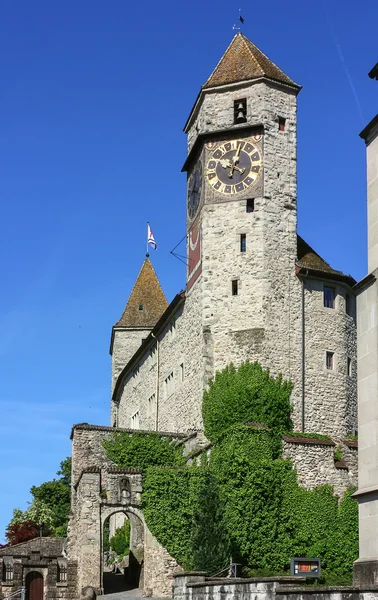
xmin=68 ymin=424 xmax=193 ymax=596
xmin=112 ymin=34 xmax=357 ymax=440
xmin=0 ymin=538 xmax=77 ymax=600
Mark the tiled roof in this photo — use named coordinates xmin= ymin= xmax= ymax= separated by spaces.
xmin=297 ymin=235 xmax=350 ymax=279
xmin=203 ymin=33 xmax=300 ymax=90
xmin=114 ymin=258 xmax=168 ymax=328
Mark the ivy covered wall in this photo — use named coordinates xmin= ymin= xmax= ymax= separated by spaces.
xmin=102 ymin=362 xmax=358 ymax=583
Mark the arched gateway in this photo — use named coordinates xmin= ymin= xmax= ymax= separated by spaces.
xmin=68 ymin=424 xmax=183 ymax=597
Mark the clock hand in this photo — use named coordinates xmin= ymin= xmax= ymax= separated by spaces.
xmin=233 ymin=143 xmax=241 ymax=164
xmin=228 ymin=143 xmax=242 ymax=176
xmin=220 ymin=158 xmax=232 ymax=169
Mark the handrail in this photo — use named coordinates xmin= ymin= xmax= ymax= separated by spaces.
xmin=5 ymin=587 xmax=25 ymax=600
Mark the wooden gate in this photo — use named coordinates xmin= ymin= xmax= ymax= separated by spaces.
xmin=26 ymin=571 xmax=44 ymax=600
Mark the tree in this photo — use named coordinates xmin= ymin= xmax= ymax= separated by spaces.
xmin=57 ymin=458 xmax=71 ymax=486
xmin=6 ymin=457 xmax=71 ymax=539
xmin=5 ymin=521 xmax=51 ymax=546
xmin=10 ymin=501 xmax=55 ymax=530
xmin=110 ymin=520 xmax=131 ymax=559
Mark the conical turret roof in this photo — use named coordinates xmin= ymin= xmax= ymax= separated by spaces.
xmin=203 ymin=33 xmax=300 ymax=90
xmin=114 ymin=258 xmax=168 ymax=328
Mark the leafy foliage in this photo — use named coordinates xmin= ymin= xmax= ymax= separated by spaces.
xmin=143 ymin=467 xmax=205 ymax=569
xmin=190 ymin=469 xmax=230 ymax=573
xmin=105 ymin=363 xmax=358 ymax=580
xmin=5 ymin=521 xmax=51 ymax=545
xmin=202 ymin=362 xmax=293 ymax=441
xmin=102 ymin=432 xmax=185 ymax=470
xmin=110 ymin=519 xmax=131 ymax=559
xmin=10 ymin=500 xmax=55 ymax=531
xmin=7 ymin=457 xmax=71 ymax=538
xmin=323 ymin=488 xmax=358 ymax=576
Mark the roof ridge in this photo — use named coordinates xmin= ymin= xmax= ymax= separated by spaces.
xmin=241 ymin=34 xmax=265 ymax=77
xmin=242 ymin=34 xmax=292 ymax=84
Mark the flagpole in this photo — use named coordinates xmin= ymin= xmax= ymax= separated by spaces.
xmin=146 ymin=222 xmax=149 ymax=258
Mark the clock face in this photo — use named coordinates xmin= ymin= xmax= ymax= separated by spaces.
xmin=206 ymin=139 xmax=262 ymax=195
xmin=187 ymin=161 xmax=202 ymax=219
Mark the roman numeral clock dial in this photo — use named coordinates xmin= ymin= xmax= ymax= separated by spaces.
xmin=206 ymin=139 xmax=262 ymax=194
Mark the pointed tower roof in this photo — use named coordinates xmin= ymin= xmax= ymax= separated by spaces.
xmin=114 ymin=258 xmax=168 ymax=328
xmin=203 ymin=33 xmax=300 ymax=90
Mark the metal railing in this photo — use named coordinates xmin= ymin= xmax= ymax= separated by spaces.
xmin=5 ymin=587 xmax=25 ymax=600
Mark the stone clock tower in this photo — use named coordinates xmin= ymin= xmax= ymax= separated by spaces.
xmin=112 ymin=32 xmax=356 ymax=438
xmin=183 ymin=33 xmax=302 ymax=385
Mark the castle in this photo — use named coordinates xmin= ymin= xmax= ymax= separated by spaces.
xmin=0 ymin=33 xmax=363 ymax=600
xmin=111 ymin=33 xmax=357 ymax=440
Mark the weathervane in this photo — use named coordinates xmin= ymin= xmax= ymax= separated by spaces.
xmin=232 ymin=8 xmax=244 ymax=31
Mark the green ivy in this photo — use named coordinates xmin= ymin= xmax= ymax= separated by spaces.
xmin=102 ymin=431 xmax=185 ymax=470
xmin=191 ymin=469 xmax=230 ymax=573
xmin=110 ymin=519 xmax=131 ymax=559
xmin=104 ymin=363 xmax=358 ymax=581
xmin=334 ymin=445 xmax=343 ymax=462
xmin=323 ymin=488 xmax=358 ymax=576
xmin=202 ymin=362 xmax=293 ymax=441
xmin=142 ymin=467 xmax=205 ymax=569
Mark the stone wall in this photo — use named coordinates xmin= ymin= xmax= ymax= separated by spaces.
xmin=115 ymin=282 xmax=204 ymax=433
xmin=187 ymin=433 xmax=358 ymax=497
xmin=302 ymin=279 xmax=357 ymax=438
xmin=282 ymin=436 xmax=357 ymax=496
xmin=0 ymin=538 xmax=77 ymax=600
xmin=111 ymin=328 xmax=152 ymax=397
xmin=112 ymin=75 xmax=357 ymax=442
xmin=144 ymin=529 xmax=181 ymax=597
xmin=69 ymin=424 xmax=187 ymax=597
xmin=173 ymin=573 xmax=378 ymax=600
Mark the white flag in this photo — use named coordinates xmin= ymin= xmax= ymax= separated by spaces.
xmin=147 ymin=223 xmax=157 ymax=250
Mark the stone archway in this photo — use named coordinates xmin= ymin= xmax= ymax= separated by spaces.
xmin=101 ymin=506 xmax=145 ymax=594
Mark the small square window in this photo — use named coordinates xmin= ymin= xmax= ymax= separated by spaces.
xmin=324 ymin=287 xmax=335 ymax=309
xmin=326 ymin=351 xmax=334 ymax=370
xmin=240 ymin=233 xmax=246 ymax=253
xmin=278 ymin=117 xmax=286 ymax=131
xmin=246 ymin=199 xmax=255 ymax=213
xmin=138 ymin=304 xmax=144 ymax=311
xmin=232 ymin=280 xmax=239 ymax=296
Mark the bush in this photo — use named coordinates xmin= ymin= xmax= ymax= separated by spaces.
xmin=202 ymin=362 xmax=293 ymax=441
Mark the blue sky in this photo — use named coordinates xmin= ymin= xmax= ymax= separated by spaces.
xmin=0 ymin=0 xmax=377 ymax=542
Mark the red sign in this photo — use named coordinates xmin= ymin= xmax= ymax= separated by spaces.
xmin=187 ymin=216 xmax=201 ymax=291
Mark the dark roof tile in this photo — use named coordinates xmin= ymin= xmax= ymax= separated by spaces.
xmin=203 ymin=33 xmax=300 ymax=90
xmin=114 ymin=258 xmax=168 ymax=328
